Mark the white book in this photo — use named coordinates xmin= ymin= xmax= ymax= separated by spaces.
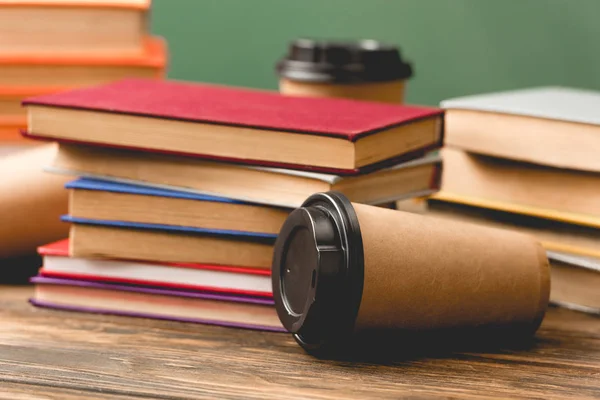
xmin=442 ymin=87 xmax=600 ymax=172
xmin=442 ymin=87 xmax=600 ymax=125
xmin=40 ymin=242 xmax=272 ymax=297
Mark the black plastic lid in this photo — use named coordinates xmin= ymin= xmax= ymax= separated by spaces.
xmin=271 ymin=192 xmax=364 ymax=354
xmin=276 ymin=38 xmax=413 ymax=84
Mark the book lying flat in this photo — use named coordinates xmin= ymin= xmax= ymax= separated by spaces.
xmin=67 ymin=178 xmax=290 ymax=235
xmin=0 ymin=100 xmax=23 ymax=117
xmin=62 ymin=215 xmax=277 ymax=240
xmin=434 ymin=148 xmax=600 ymax=228
xmin=49 ymin=144 xmax=442 ymax=208
xmin=0 ymin=0 xmax=150 ymax=56
xmin=30 ymin=276 xmax=283 ymax=332
xmin=1 ymin=36 xmax=165 ymax=88
xmin=548 ymin=251 xmax=600 ymax=270
xmin=0 ymin=118 xmax=27 ymax=142
xmin=442 ymin=87 xmax=600 ymax=172
xmin=0 ymin=87 xmax=68 ymax=119
xmin=68 ymin=222 xmax=274 ymax=268
xmin=39 ymin=240 xmax=272 ymax=297
xmin=23 ymin=78 xmax=444 ymax=174
xmin=427 ymin=200 xmax=600 ymax=260
xmin=545 ymin=252 xmax=600 ymax=315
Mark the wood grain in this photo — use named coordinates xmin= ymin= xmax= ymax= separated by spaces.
xmin=1 ymin=285 xmax=600 ymax=399
xmin=0 ymin=382 xmax=139 ymax=400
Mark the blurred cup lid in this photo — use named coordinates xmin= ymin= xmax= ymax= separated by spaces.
xmin=276 ymin=38 xmax=413 ymax=84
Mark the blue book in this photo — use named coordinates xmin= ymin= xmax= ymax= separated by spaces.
xmin=65 ymin=178 xmax=246 ymax=204
xmin=65 ymin=178 xmax=289 ymax=238
xmin=61 ymin=215 xmax=276 ymax=241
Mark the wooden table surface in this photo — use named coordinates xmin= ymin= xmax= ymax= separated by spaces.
xmin=1 ymin=285 xmax=600 ymax=399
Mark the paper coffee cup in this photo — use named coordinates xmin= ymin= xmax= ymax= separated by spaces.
xmin=272 ymin=192 xmax=550 ymax=354
xmin=0 ymin=144 xmax=70 ymax=258
xmin=276 ymin=39 xmax=412 ymax=104
xmin=278 ymin=78 xmax=407 ymax=104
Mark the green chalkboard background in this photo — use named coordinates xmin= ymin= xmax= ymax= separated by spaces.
xmin=151 ymin=0 xmax=600 ymax=106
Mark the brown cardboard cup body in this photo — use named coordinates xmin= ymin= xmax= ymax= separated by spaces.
xmin=0 ymin=143 xmax=70 ymax=258
xmin=279 ymin=78 xmax=406 ymax=104
xmin=352 ymin=203 xmax=550 ymax=332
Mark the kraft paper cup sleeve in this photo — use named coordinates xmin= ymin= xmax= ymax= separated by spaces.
xmin=352 ymin=203 xmax=550 ymax=332
xmin=0 ymin=143 xmax=70 ymax=258
xmin=279 ymin=79 xmax=407 ymax=104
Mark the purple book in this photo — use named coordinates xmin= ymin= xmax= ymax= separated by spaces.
xmin=30 ymin=276 xmax=285 ymax=332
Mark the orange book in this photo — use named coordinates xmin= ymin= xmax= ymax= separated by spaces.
xmin=0 ymin=110 xmax=29 ymax=142
xmin=0 ymin=35 xmax=167 ymax=88
xmin=0 ymin=1 xmax=149 ymax=7
xmin=0 ymin=87 xmax=67 ymax=118
xmin=0 ymin=0 xmax=151 ymax=55
xmin=0 ymin=123 xmax=27 ymax=143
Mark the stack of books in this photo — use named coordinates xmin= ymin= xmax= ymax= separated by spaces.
xmin=430 ymin=87 xmax=600 ymax=314
xmin=0 ymin=0 xmax=166 ymax=156
xmin=25 ymin=78 xmax=445 ymax=330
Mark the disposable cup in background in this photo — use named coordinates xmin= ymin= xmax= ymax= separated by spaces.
xmin=276 ymin=39 xmax=413 ymax=104
xmin=0 ymin=144 xmax=70 ymax=259
xmin=276 ymin=39 xmax=429 ymax=211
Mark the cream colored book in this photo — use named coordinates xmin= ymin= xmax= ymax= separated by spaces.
xmin=67 ymin=178 xmax=290 ymax=235
xmin=427 ymin=200 xmax=600 ymax=260
xmin=434 ymin=148 xmax=600 ymax=228
xmin=48 ymin=144 xmax=442 ymax=208
xmin=69 ymin=223 xmax=274 ymax=269
xmin=0 ymin=0 xmax=150 ymax=55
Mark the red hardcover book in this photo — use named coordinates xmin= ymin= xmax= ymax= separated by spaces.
xmin=23 ymin=78 xmax=444 ymax=174
xmin=38 ymin=239 xmax=272 ymax=298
